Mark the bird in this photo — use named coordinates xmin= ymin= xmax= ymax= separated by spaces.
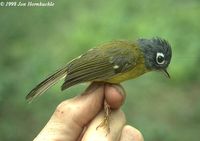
xmin=26 ymin=37 xmax=172 ymax=134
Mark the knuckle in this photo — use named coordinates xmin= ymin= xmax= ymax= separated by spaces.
xmin=55 ymin=100 xmax=74 ymax=117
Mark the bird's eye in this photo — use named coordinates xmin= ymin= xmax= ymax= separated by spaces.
xmin=156 ymin=52 xmax=165 ymax=65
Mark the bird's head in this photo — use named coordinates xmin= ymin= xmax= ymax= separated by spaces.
xmin=138 ymin=37 xmax=172 ymax=78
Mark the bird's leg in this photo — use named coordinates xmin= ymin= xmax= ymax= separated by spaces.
xmin=96 ymin=100 xmax=111 ymax=135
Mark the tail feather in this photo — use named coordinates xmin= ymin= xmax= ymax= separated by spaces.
xmin=26 ymin=67 xmax=67 ymax=102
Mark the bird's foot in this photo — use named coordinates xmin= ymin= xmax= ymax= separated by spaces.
xmin=96 ymin=101 xmax=111 ymax=136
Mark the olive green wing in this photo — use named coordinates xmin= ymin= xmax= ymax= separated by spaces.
xmin=61 ymin=43 xmax=137 ymax=90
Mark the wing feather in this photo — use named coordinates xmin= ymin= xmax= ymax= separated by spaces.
xmin=61 ymin=41 xmax=137 ymax=90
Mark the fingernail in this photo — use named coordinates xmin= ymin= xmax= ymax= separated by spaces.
xmin=111 ymin=84 xmax=126 ymax=105
xmin=110 ymin=84 xmax=126 ymax=98
xmin=104 ymin=83 xmax=126 ymax=107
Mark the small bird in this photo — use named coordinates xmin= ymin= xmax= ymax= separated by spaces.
xmin=26 ymin=37 xmax=172 ymax=133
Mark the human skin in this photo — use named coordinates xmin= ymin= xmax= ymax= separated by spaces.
xmin=34 ymin=83 xmax=144 ymax=141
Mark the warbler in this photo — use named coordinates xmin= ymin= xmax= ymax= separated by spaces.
xmin=26 ymin=37 xmax=172 ymax=133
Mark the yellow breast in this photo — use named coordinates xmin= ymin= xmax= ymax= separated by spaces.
xmin=106 ymin=54 xmax=149 ymax=83
xmin=107 ymin=64 xmax=149 ymax=83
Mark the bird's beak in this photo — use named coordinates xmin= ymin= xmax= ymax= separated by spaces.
xmin=162 ymin=69 xmax=170 ymax=79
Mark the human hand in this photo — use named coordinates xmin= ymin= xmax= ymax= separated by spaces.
xmin=34 ymin=82 xmax=144 ymax=141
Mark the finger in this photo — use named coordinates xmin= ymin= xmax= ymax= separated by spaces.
xmin=81 ymin=109 xmax=126 ymax=141
xmin=34 ymin=82 xmax=105 ymax=141
xmin=105 ymin=84 xmax=126 ymax=109
xmin=119 ymin=125 xmax=144 ymax=141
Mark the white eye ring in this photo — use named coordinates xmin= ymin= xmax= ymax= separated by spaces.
xmin=156 ymin=52 xmax=165 ymax=65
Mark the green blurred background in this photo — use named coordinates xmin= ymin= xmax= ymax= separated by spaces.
xmin=0 ymin=0 xmax=200 ymax=140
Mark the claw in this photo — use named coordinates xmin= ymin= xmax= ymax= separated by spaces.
xmin=96 ymin=101 xmax=111 ymax=135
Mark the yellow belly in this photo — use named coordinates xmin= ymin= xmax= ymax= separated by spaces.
xmin=106 ymin=63 xmax=149 ymax=83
